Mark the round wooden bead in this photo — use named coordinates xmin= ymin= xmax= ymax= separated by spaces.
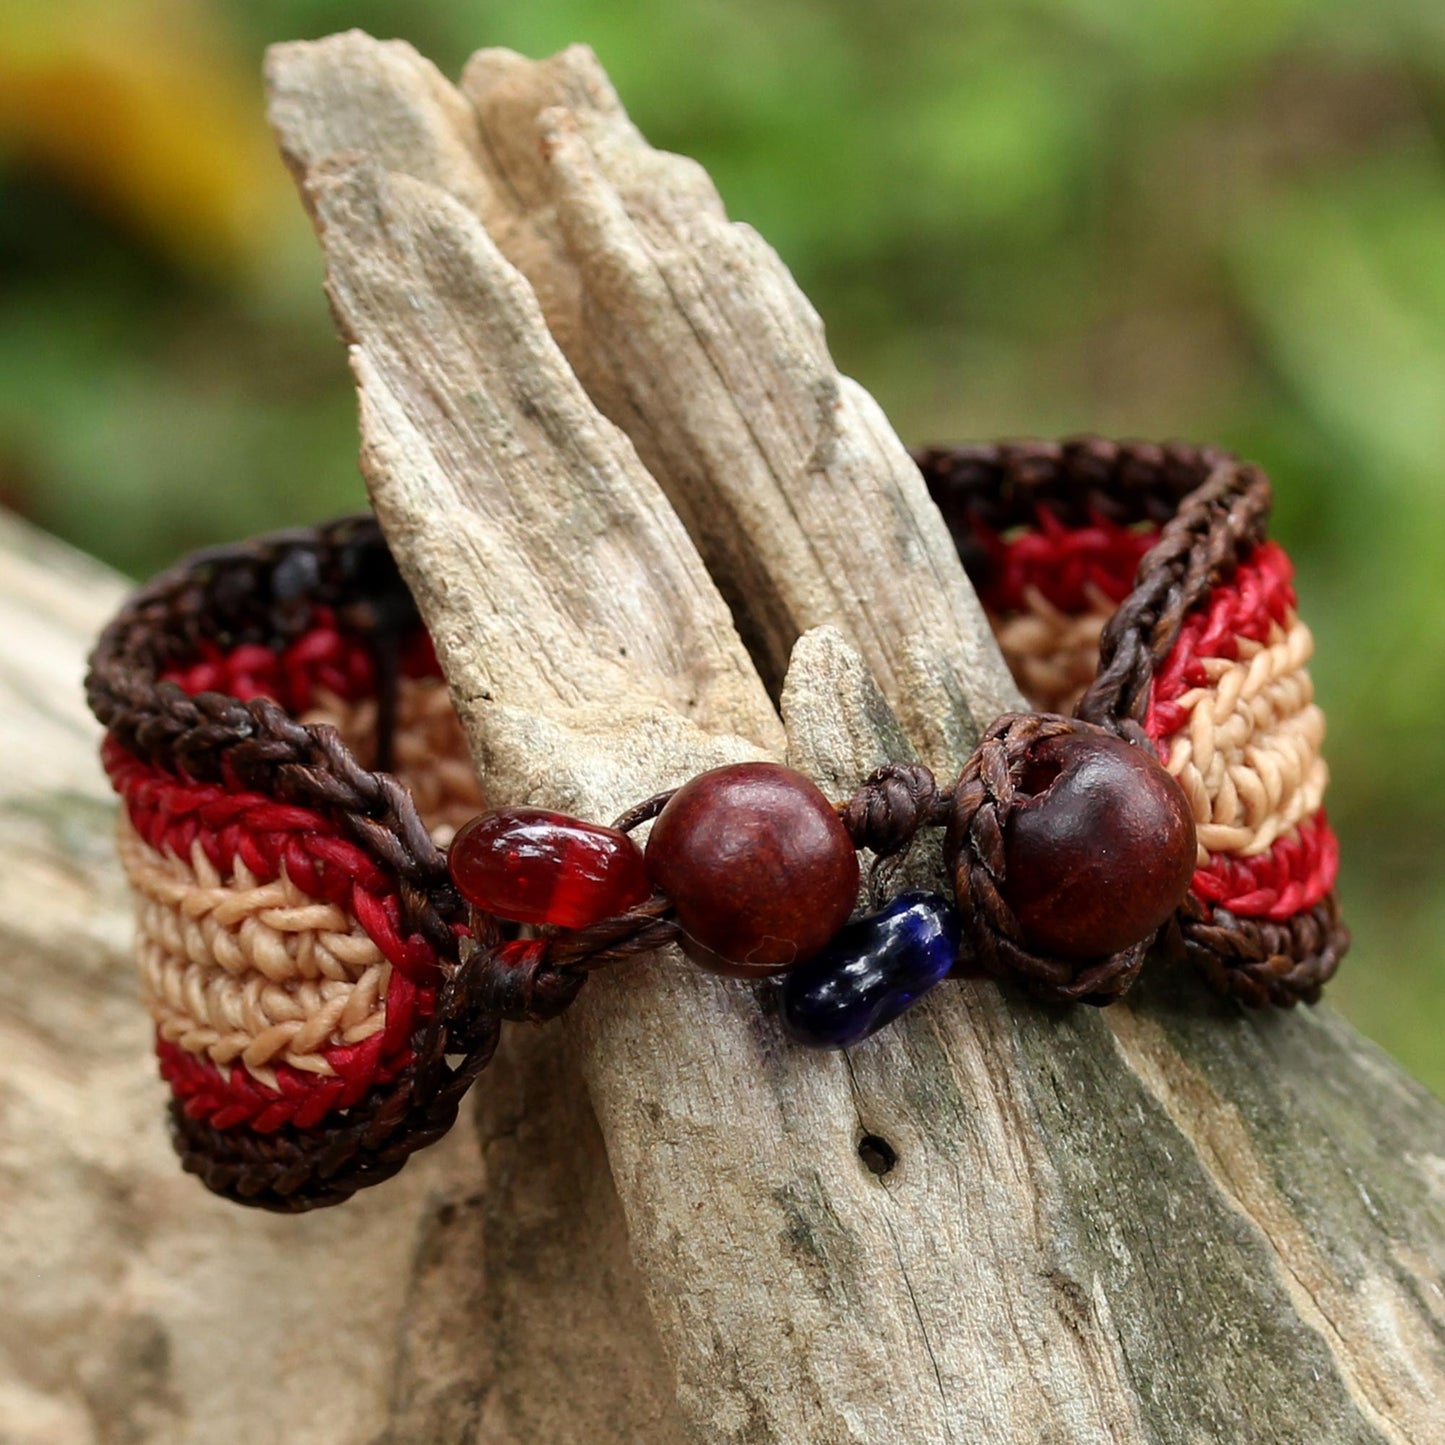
xmin=449 ymin=807 xmax=650 ymax=930
xmin=645 ymin=762 xmax=860 ymax=975
xmin=1000 ymin=731 xmax=1197 ymax=960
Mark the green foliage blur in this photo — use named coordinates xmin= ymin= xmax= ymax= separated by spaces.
xmin=3 ymin=0 xmax=1441 ymax=1091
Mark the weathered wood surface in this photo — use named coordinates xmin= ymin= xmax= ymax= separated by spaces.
xmin=261 ymin=32 xmax=1445 ymax=1444
xmin=265 ymin=33 xmax=1012 ymax=769
xmin=1 ymin=30 xmax=1442 ymax=1444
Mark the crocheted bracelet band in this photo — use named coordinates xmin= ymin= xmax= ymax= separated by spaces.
xmin=86 ymin=437 xmax=1347 ymax=1212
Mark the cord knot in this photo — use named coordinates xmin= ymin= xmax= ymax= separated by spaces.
xmin=841 ymin=762 xmax=944 ymax=859
xmin=470 ymin=937 xmax=587 ymax=1023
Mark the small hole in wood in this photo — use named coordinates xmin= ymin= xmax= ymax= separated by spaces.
xmin=858 ymin=1134 xmax=897 ymax=1176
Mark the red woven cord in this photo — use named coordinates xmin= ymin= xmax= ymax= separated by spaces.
xmin=158 ymin=1033 xmax=411 ymax=1132
xmin=160 ymin=612 xmax=441 ymax=711
xmin=1190 ymin=811 xmax=1339 ymax=921
xmin=106 ymin=738 xmax=443 ymax=978
xmin=1143 ymin=541 xmax=1338 ymax=918
xmin=972 ymin=508 xmax=1160 ymax=616
xmin=1145 ymin=542 xmax=1296 ymax=735
xmin=105 ymin=737 xmax=454 ymax=1130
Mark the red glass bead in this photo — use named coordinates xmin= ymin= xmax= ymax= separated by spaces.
xmin=449 ymin=807 xmax=650 ymax=930
xmin=646 ymin=762 xmax=860 ymax=976
xmin=1000 ymin=731 xmax=1197 ymax=960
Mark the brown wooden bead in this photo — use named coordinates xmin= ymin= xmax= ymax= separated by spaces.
xmin=645 ymin=762 xmax=860 ymax=975
xmin=1000 ymin=731 xmax=1196 ymax=960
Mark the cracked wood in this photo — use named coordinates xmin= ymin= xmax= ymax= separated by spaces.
xmin=0 ymin=30 xmax=1440 ymax=1445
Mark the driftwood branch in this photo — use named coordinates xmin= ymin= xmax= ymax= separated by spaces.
xmin=262 ymin=33 xmax=1445 ymax=1443
xmin=2 ymin=30 xmax=1442 ymax=1444
xmin=266 ymin=33 xmax=1013 ymax=767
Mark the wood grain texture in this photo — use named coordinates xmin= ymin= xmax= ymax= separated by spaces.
xmin=268 ymin=30 xmax=1012 ymax=769
xmin=260 ymin=33 xmax=1445 ymax=1445
xmin=1 ymin=29 xmax=1441 ymax=1444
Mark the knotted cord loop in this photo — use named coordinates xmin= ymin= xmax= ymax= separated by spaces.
xmin=469 ymin=897 xmax=683 ymax=1024
xmin=470 ymin=938 xmax=589 ymax=1022
xmin=841 ymin=762 xmax=946 ymax=859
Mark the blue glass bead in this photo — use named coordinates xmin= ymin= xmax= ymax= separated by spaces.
xmin=780 ymin=891 xmax=962 ymax=1048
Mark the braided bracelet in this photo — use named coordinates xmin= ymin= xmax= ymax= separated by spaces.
xmin=85 ymin=438 xmax=1347 ymax=1212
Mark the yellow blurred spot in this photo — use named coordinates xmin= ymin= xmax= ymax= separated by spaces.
xmin=0 ymin=0 xmax=294 ymax=276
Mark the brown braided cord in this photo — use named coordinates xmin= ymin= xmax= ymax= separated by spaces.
xmin=917 ymin=436 xmax=1233 ymax=600
xmin=1076 ymin=455 xmax=1272 ymax=732
xmin=915 ymin=437 xmax=1348 ymax=1007
xmin=1182 ymin=894 xmax=1347 ymax=1008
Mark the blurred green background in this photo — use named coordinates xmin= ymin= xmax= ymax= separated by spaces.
xmin=2 ymin=0 xmax=1441 ymax=1090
